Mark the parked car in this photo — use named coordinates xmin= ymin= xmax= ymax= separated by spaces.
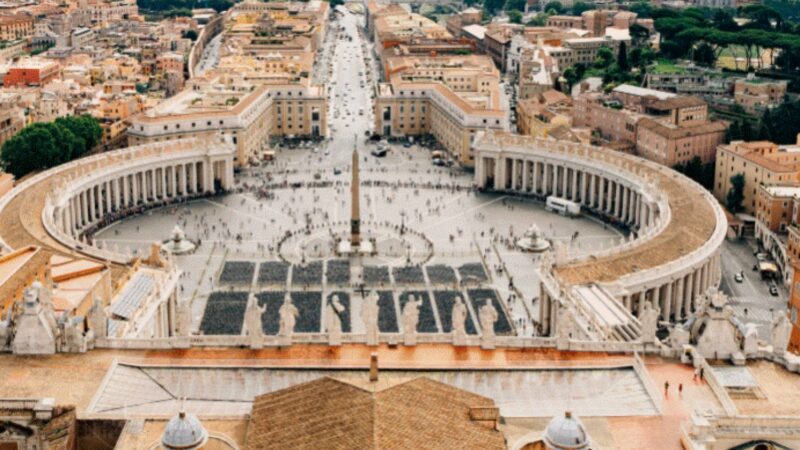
xmin=734 ymin=273 xmax=744 ymax=283
xmin=770 ymin=285 xmax=779 ymax=296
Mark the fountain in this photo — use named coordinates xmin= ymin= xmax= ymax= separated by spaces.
xmin=516 ymin=224 xmax=551 ymax=253
xmin=162 ymin=225 xmax=196 ymax=255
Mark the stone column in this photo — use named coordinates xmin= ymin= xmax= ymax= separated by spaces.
xmin=683 ymin=272 xmax=694 ymax=316
xmin=615 ymin=183 xmax=623 ymax=218
xmin=512 ymin=159 xmax=519 ymax=191
xmin=663 ymin=281 xmax=673 ymax=321
xmin=580 ymin=171 xmax=587 ymax=204
xmin=161 ymin=167 xmax=168 ymax=198
xmin=561 ymin=166 xmax=568 ymax=197
xmin=691 ymin=267 xmax=701 ymax=310
xmin=493 ymin=157 xmax=502 ymax=190
xmin=521 ymin=160 xmax=529 ymax=192
xmin=133 ymin=172 xmax=141 ymax=204
xmin=637 ymin=290 xmax=646 ymax=317
xmin=571 ymin=169 xmax=579 ymax=201
xmin=532 ymin=161 xmax=539 ymax=193
xmin=589 ymin=174 xmax=596 ymax=207
xmin=598 ymin=178 xmax=605 ymax=211
xmin=623 ymin=295 xmax=632 ymax=312
xmin=652 ymin=286 xmax=661 ymax=315
xmin=189 ymin=164 xmax=197 ymax=194
xmin=88 ymin=186 xmax=96 ymax=221
xmin=674 ymin=276 xmax=685 ymax=320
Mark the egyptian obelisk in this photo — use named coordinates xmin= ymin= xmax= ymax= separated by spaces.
xmin=350 ymin=148 xmax=361 ymax=248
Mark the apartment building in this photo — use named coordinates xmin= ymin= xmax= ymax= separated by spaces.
xmin=714 ymin=138 xmax=800 ymax=215
xmin=575 ymin=85 xmax=727 ymax=166
xmin=0 ymin=13 xmax=34 ymax=41
xmin=128 ymin=74 xmax=326 ymax=166
xmin=374 ymin=54 xmax=507 ymax=166
xmin=3 ymin=58 xmax=61 ymax=87
xmin=516 ymin=89 xmax=572 ymax=138
xmin=734 ymin=77 xmax=788 ymax=114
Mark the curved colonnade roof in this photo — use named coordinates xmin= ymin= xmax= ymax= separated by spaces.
xmin=478 ymin=132 xmax=724 ymax=287
xmin=0 ymin=143 xmax=204 ymax=285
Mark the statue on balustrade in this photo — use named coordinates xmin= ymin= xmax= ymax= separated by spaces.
xmin=479 ymin=299 xmax=498 ymax=349
xmin=639 ymin=301 xmax=660 ymax=345
xmin=402 ymin=295 xmax=421 ymax=346
xmin=326 ymin=295 xmax=344 ymax=346
xmin=361 ymin=291 xmax=380 ymax=346
xmin=245 ymin=294 xmax=266 ymax=349
xmin=452 ymin=296 xmax=468 ymax=346
xmin=278 ymin=295 xmax=299 ymax=346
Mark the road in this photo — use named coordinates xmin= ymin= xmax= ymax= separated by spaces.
xmin=719 ymin=237 xmax=787 ymax=341
xmin=195 ymin=33 xmax=222 ymax=76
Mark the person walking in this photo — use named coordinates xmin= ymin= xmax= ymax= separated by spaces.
xmin=664 ymin=381 xmax=670 ymax=397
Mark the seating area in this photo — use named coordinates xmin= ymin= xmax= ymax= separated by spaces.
xmin=458 ymin=263 xmax=489 ymax=284
xmin=364 ymin=265 xmax=391 ymax=284
xmin=255 ymin=291 xmax=286 ymax=335
xmin=257 ymin=262 xmax=289 ymax=286
xmin=393 ymin=265 xmax=425 ymax=284
xmin=292 ymin=261 xmax=323 ymax=286
xmin=199 ymin=292 xmax=248 ymax=335
xmin=218 ymin=261 xmax=256 ymax=285
xmin=376 ymin=290 xmax=399 ymax=332
xmin=198 ymin=260 xmax=511 ymax=337
xmin=426 ymin=265 xmax=457 ymax=285
xmin=290 ymin=291 xmax=323 ymax=332
xmin=326 ymin=260 xmax=350 ymax=285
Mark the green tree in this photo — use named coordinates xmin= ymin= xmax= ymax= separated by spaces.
xmin=484 ymin=0 xmax=506 ymax=14
xmin=506 ymin=0 xmax=526 ymax=12
xmin=594 ymin=46 xmax=614 ymax=69
xmin=617 ymin=41 xmax=629 ymax=71
xmin=55 ymin=115 xmax=103 ymax=154
xmin=182 ymin=29 xmax=198 ymax=41
xmin=726 ymin=173 xmax=746 ymax=213
xmin=0 ymin=116 xmax=102 ymax=178
xmin=693 ymin=42 xmax=716 ymax=66
xmin=544 ymin=1 xmax=564 ymax=14
xmin=508 ymin=9 xmax=523 ymax=24
xmin=571 ymin=1 xmax=592 ymax=15
xmin=629 ymin=23 xmax=650 ymax=48
xmin=628 ymin=1 xmax=653 ymax=18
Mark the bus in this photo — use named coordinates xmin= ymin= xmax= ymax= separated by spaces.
xmin=545 ymin=196 xmax=581 ymax=217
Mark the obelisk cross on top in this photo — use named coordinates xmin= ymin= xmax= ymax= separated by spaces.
xmin=350 ymin=148 xmax=361 ymax=247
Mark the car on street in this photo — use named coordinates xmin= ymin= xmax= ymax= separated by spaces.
xmin=734 ymin=272 xmax=744 ymax=283
xmin=770 ymin=285 xmax=779 ymax=296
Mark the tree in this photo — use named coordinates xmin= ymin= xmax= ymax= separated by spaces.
xmin=544 ymin=1 xmax=564 ymax=14
xmin=571 ymin=1 xmax=592 ymax=15
xmin=726 ymin=173 xmax=745 ymax=213
xmin=629 ymin=23 xmax=650 ymax=48
xmin=617 ymin=41 xmax=629 ymax=71
xmin=182 ymin=29 xmax=198 ymax=41
xmin=508 ymin=9 xmax=523 ymax=24
xmin=594 ymin=46 xmax=614 ymax=69
xmin=0 ymin=116 xmax=102 ymax=178
xmin=506 ymin=0 xmax=526 ymax=12
xmin=484 ymin=0 xmax=506 ymax=14
xmin=629 ymin=1 xmax=654 ymax=18
xmin=693 ymin=42 xmax=716 ymax=67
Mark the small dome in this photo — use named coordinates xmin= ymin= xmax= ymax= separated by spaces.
xmin=544 ymin=411 xmax=590 ymax=450
xmin=161 ymin=411 xmax=208 ymax=450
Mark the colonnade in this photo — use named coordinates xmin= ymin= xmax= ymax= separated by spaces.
xmin=476 ymin=154 xmax=657 ymax=231
xmin=473 ymin=143 xmax=724 ymax=331
xmin=55 ymin=158 xmax=233 ymax=239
